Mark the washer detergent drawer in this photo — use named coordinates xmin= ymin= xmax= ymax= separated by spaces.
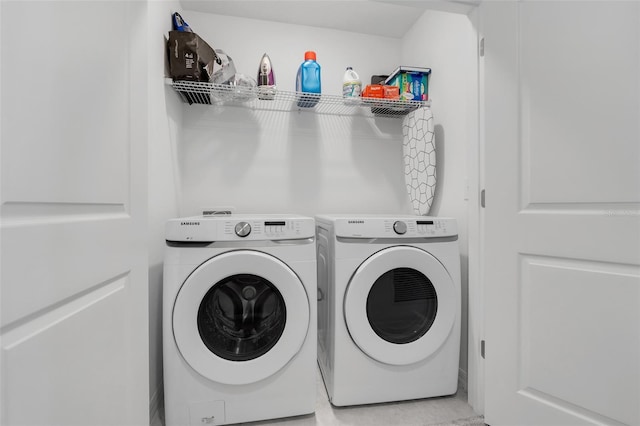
xmin=173 ymin=250 xmax=310 ymax=385
xmin=343 ymin=245 xmax=456 ymax=366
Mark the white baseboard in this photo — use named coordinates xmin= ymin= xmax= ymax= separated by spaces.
xmin=149 ymin=387 xmax=164 ymax=426
xmin=458 ymin=368 xmax=468 ymax=393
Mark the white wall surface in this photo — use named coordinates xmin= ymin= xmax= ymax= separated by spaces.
xmin=402 ymin=10 xmax=476 ymax=383
xmin=177 ymin=11 xmax=413 ymax=217
xmin=148 ymin=2 xmax=183 ymax=423
xmin=184 ymin=11 xmax=404 ymax=97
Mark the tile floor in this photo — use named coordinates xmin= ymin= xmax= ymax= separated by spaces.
xmin=242 ymin=367 xmax=481 ymax=426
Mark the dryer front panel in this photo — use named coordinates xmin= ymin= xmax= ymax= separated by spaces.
xmin=173 ymin=250 xmax=310 ymax=385
xmin=343 ymin=246 xmax=456 ymax=366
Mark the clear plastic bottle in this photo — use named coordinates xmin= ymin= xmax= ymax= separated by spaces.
xmin=342 ymin=67 xmax=362 ymax=101
xmin=296 ymin=51 xmax=321 ymax=108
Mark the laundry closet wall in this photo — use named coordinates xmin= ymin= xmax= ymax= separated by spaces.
xmin=176 ymin=11 xmax=411 ymax=216
xmin=148 ymin=5 xmax=476 ymax=414
xmin=148 ymin=1 xmax=183 ymax=421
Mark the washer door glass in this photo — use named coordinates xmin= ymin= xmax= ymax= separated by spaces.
xmin=366 ymin=267 xmax=437 ymax=344
xmin=173 ymin=250 xmax=310 ymax=385
xmin=344 ymin=245 xmax=457 ymax=366
xmin=198 ymin=274 xmax=286 ymax=361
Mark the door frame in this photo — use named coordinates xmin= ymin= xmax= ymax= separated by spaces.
xmin=464 ymin=3 xmax=485 ymax=415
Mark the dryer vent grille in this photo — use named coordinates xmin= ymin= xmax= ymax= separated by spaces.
xmin=392 ymin=268 xmax=436 ymax=302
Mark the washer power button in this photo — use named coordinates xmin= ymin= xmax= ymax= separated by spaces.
xmin=235 ymin=222 xmax=251 ymax=237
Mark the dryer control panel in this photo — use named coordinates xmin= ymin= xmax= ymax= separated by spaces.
xmin=318 ymin=215 xmax=457 ymax=239
xmin=166 ymin=215 xmax=315 ymax=242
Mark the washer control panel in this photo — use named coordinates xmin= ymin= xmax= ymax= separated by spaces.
xmin=224 ymin=220 xmax=304 ymax=239
xmin=166 ymin=215 xmax=315 ymax=242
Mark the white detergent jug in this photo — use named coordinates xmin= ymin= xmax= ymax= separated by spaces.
xmin=342 ymin=67 xmax=362 ymax=99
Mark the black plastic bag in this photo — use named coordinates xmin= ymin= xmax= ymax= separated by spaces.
xmin=167 ymin=30 xmax=221 ymax=104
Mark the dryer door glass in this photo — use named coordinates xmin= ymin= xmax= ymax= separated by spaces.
xmin=197 ymin=274 xmax=287 ymax=361
xmin=366 ymin=267 xmax=437 ymax=344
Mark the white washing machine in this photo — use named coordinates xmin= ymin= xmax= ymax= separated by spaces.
xmin=315 ymin=214 xmax=460 ymax=407
xmin=163 ymin=214 xmax=317 ymax=426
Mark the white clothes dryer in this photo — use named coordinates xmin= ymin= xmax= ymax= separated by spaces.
xmin=315 ymin=214 xmax=460 ymax=407
xmin=163 ymin=214 xmax=317 ymax=426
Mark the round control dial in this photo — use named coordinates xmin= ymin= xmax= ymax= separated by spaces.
xmin=393 ymin=221 xmax=407 ymax=235
xmin=234 ymin=222 xmax=251 ymax=237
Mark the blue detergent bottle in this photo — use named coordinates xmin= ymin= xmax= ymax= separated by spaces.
xmin=296 ymin=51 xmax=321 ymax=107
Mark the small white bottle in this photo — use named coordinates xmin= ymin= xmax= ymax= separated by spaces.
xmin=342 ymin=67 xmax=362 ymax=102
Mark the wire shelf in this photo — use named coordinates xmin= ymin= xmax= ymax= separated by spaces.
xmin=167 ymin=79 xmax=430 ymax=118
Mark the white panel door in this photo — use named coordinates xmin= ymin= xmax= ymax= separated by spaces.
xmin=0 ymin=1 xmax=148 ymax=425
xmin=483 ymin=1 xmax=640 ymax=425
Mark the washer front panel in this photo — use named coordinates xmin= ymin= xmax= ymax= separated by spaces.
xmin=343 ymin=245 xmax=456 ymax=366
xmin=173 ymin=250 xmax=310 ymax=385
